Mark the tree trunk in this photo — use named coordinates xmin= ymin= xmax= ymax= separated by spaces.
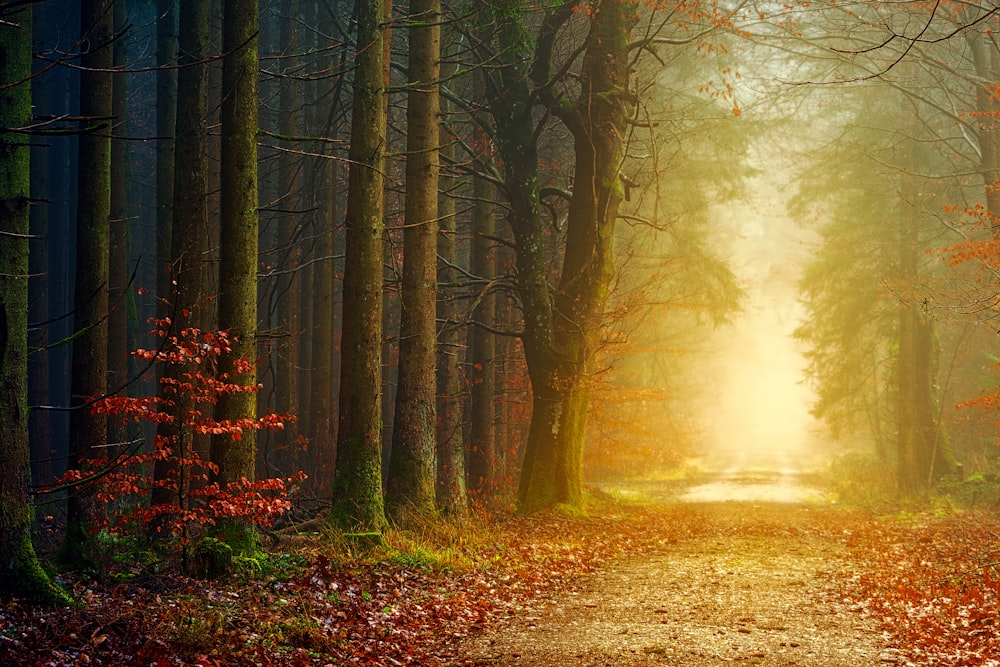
xmin=467 ymin=171 xmax=496 ymax=501
xmin=28 ymin=2 xmax=52 ymax=491
xmin=386 ymin=0 xmax=441 ymax=525
xmin=152 ymin=0 xmax=211 ymax=513
xmin=331 ymin=0 xmax=389 ymax=533
xmin=0 ymin=2 xmax=69 ymax=605
xmin=156 ymin=0 xmax=177 ymax=340
xmin=434 ymin=53 xmax=467 ymax=516
xmin=107 ymin=0 xmax=129 ymax=455
xmin=516 ymin=1 xmax=636 ymax=512
xmin=62 ymin=0 xmax=114 ymax=566
xmin=210 ymin=0 xmax=260 ymax=553
xmin=270 ymin=0 xmax=301 ymax=478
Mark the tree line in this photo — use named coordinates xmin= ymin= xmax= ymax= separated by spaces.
xmin=2 ymin=0 xmax=1000 ymax=606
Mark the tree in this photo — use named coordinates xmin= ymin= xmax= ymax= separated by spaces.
xmin=435 ymin=63 xmax=468 ymax=515
xmin=210 ymin=0 xmax=260 ymax=553
xmin=107 ymin=0 xmax=129 ymax=458
xmin=330 ymin=0 xmax=390 ymax=533
xmin=468 ymin=0 xmax=640 ymax=512
xmin=386 ymin=0 xmax=441 ymax=525
xmin=152 ymin=0 xmax=211 ymax=511
xmin=0 ymin=2 xmax=69 ymax=605
xmin=62 ymin=0 xmax=115 ymax=566
xmin=467 ymin=168 xmax=496 ymax=500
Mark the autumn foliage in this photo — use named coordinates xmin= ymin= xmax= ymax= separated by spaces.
xmin=55 ymin=318 xmax=303 ymax=542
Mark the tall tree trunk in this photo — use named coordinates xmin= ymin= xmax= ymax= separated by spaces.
xmin=28 ymin=1 xmax=52 ymax=490
xmin=386 ymin=0 xmax=441 ymax=525
xmin=434 ymin=53 xmax=467 ymax=516
xmin=210 ymin=0 xmax=260 ymax=553
xmin=0 ymin=2 xmax=69 ymax=605
xmin=62 ymin=0 xmax=114 ymax=566
xmin=152 ymin=0 xmax=211 ymax=513
xmin=108 ymin=0 xmax=129 ymax=456
xmin=331 ymin=0 xmax=390 ymax=533
xmin=467 ymin=170 xmax=496 ymax=501
xmin=156 ymin=0 xmax=177 ymax=337
xmin=275 ymin=0 xmax=301 ymax=476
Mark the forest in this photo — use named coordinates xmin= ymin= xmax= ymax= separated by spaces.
xmin=3 ymin=0 xmax=1000 ymax=664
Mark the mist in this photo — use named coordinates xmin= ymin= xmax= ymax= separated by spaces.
xmin=694 ymin=156 xmax=825 ymax=474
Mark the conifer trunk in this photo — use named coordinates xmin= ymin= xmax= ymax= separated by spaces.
xmin=386 ymin=0 xmax=441 ymax=524
xmin=210 ymin=0 xmax=260 ymax=552
xmin=331 ymin=0 xmax=390 ymax=533
xmin=0 ymin=2 xmax=68 ymax=605
xmin=435 ymin=53 xmax=467 ymax=516
xmin=152 ymin=0 xmax=211 ymax=512
xmin=63 ymin=0 xmax=114 ymax=565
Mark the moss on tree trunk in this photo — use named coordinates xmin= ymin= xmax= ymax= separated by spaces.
xmin=0 ymin=4 xmax=69 ymax=605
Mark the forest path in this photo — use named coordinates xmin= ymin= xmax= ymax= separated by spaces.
xmin=448 ymin=484 xmax=894 ymax=666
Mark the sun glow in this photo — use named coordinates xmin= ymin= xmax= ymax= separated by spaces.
xmin=696 ymin=167 xmax=826 ymax=474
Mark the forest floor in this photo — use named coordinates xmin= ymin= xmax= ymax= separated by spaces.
xmin=2 ymin=471 xmax=1000 ymax=666
xmin=449 ymin=497 xmax=887 ymax=666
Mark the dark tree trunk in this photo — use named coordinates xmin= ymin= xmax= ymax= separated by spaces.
xmin=62 ymin=0 xmax=114 ymax=566
xmin=331 ymin=0 xmax=390 ymax=533
xmin=210 ymin=0 xmax=260 ymax=553
xmin=0 ymin=2 xmax=69 ymax=605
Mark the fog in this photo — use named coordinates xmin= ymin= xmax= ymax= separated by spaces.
xmin=695 ymin=155 xmax=826 ymax=474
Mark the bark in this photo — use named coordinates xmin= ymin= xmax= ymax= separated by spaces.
xmin=386 ymin=0 xmax=441 ymax=525
xmin=435 ymin=53 xmax=467 ymax=516
xmin=896 ymin=215 xmax=956 ymax=495
xmin=62 ymin=0 xmax=114 ymax=566
xmin=210 ymin=0 xmax=260 ymax=553
xmin=0 ymin=3 xmax=69 ymax=605
xmin=108 ymin=0 xmax=129 ymax=457
xmin=156 ymin=0 xmax=177 ymax=328
xmin=331 ymin=0 xmax=390 ymax=533
xmin=275 ymin=0 xmax=301 ymax=475
xmin=467 ymin=172 xmax=496 ymax=501
xmin=152 ymin=0 xmax=211 ymax=512
xmin=28 ymin=2 xmax=52 ymax=490
xmin=508 ymin=0 xmax=636 ymax=513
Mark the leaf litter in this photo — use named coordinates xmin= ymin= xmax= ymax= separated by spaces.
xmin=2 ymin=497 xmax=999 ymax=665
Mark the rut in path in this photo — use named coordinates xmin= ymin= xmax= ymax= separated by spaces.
xmin=448 ymin=502 xmax=893 ymax=666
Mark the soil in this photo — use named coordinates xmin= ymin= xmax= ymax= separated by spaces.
xmin=445 ymin=478 xmax=895 ymax=666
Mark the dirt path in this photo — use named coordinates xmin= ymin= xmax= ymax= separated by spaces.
xmin=448 ymin=499 xmax=894 ymax=666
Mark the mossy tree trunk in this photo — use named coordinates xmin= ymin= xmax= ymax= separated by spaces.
xmin=330 ymin=0 xmax=390 ymax=534
xmin=210 ymin=0 xmax=260 ymax=554
xmin=62 ymin=0 xmax=114 ymax=567
xmin=486 ymin=0 xmax=637 ymax=513
xmin=539 ymin=0 xmax=637 ymax=510
xmin=386 ymin=0 xmax=441 ymax=525
xmin=0 ymin=3 xmax=69 ymax=605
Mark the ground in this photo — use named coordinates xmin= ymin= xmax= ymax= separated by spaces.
xmin=3 ymin=471 xmax=999 ymax=665
xmin=448 ymin=501 xmax=888 ymax=666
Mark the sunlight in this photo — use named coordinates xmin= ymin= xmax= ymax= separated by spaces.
xmin=696 ymin=164 xmax=825 ymax=474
